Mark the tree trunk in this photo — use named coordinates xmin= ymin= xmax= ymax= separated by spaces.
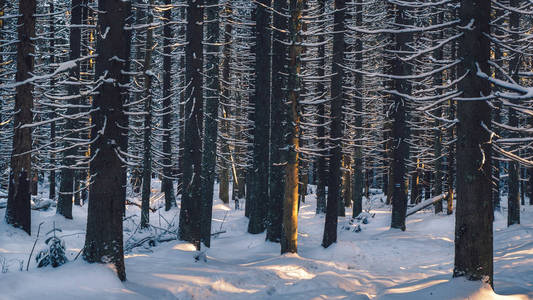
xmin=453 ymin=0 xmax=493 ymax=287
xmin=447 ymin=7 xmax=457 ymax=216
xmin=341 ymin=156 xmax=350 ymax=211
xmin=315 ymin=0 xmax=327 ymax=215
xmin=57 ymin=0 xmax=82 ymax=219
xmin=507 ymin=0 xmax=520 ymax=226
xmin=281 ymin=0 xmax=302 ymax=254
xmin=390 ymin=2 xmax=412 ymax=231
xmin=162 ymin=0 xmax=176 ymax=211
xmin=6 ymin=0 xmax=36 ymax=235
xmin=176 ymin=4 xmax=186 ymax=198
xmin=219 ymin=5 xmax=231 ymax=206
xmin=141 ymin=0 xmax=155 ymax=229
xmin=178 ymin=0 xmax=204 ymax=250
xmin=200 ymin=0 xmax=220 ymax=248
xmin=432 ymin=11 xmax=444 ymax=214
xmin=351 ymin=0 xmax=363 ymax=218
xmin=83 ymin=0 xmax=131 ymax=282
xmin=247 ymin=0 xmax=271 ymax=234
xmin=323 ymin=0 xmax=345 ymax=248
xmin=267 ymin=0 xmax=288 ymax=242
xmin=48 ymin=0 xmax=56 ymax=201
xmin=491 ymin=3 xmax=503 ymax=216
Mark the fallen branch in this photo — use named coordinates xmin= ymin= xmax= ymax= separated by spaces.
xmin=406 ymin=193 xmax=448 ymax=217
xmin=211 ymin=230 xmax=226 ymax=237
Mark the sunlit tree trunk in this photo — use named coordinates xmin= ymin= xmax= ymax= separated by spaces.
xmin=281 ymin=0 xmax=303 ymax=254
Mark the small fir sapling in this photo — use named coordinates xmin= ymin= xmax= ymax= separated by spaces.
xmin=36 ymin=222 xmax=67 ymax=268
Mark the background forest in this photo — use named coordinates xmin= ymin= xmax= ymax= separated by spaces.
xmin=0 ymin=0 xmax=532 ymax=299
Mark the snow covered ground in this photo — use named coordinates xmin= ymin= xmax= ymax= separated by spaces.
xmin=0 ymin=184 xmax=532 ymax=300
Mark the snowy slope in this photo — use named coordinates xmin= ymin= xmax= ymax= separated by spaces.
xmin=0 ymin=185 xmax=531 ymax=300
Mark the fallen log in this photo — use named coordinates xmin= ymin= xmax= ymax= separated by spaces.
xmin=406 ymin=193 xmax=448 ymax=217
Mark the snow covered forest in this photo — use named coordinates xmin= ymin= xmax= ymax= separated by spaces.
xmin=0 ymin=0 xmax=532 ymax=299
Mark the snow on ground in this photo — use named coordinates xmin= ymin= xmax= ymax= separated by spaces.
xmin=0 ymin=184 xmax=532 ymax=300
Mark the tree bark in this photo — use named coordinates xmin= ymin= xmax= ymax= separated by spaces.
xmin=507 ymin=0 xmax=520 ymax=226
xmin=141 ymin=0 xmax=154 ymax=229
xmin=247 ymin=0 xmax=271 ymax=234
xmin=315 ymin=0 xmax=327 ymax=214
xmin=267 ymin=0 xmax=288 ymax=243
xmin=323 ymin=0 xmax=345 ymax=248
xmin=48 ymin=0 xmax=56 ymax=201
xmin=432 ymin=11 xmax=444 ymax=214
xmin=281 ymin=0 xmax=302 ymax=254
xmin=351 ymin=0 xmax=363 ymax=218
xmin=200 ymin=0 xmax=220 ymax=248
xmin=454 ymin=0 xmax=493 ymax=287
xmin=390 ymin=2 xmax=412 ymax=231
xmin=178 ymin=0 xmax=204 ymax=250
xmin=219 ymin=4 xmax=231 ymax=206
xmin=57 ymin=0 xmax=82 ymax=219
xmin=5 ymin=0 xmax=36 ymax=235
xmin=162 ymin=0 xmax=176 ymax=211
xmin=83 ymin=0 xmax=131 ymax=282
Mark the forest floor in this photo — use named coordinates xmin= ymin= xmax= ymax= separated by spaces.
xmin=0 ymin=183 xmax=532 ymax=300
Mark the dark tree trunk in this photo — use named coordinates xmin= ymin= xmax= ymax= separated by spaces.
xmin=432 ymin=11 xmax=444 ymax=214
xmin=176 ymin=4 xmax=186 ymax=198
xmin=447 ymin=7 xmax=457 ymax=216
xmin=219 ymin=5 xmax=231 ymax=206
xmin=447 ymin=97 xmax=456 ymax=215
xmin=220 ymin=3 xmax=233 ymax=207
xmin=162 ymin=0 xmax=176 ymax=211
xmin=130 ymin=0 xmax=146 ymax=197
xmin=141 ymin=0 xmax=155 ymax=229
xmin=57 ymin=0 xmax=82 ymax=219
xmin=281 ymin=0 xmax=302 ymax=254
xmin=383 ymin=2 xmax=395 ymax=205
xmin=247 ymin=0 xmax=271 ymax=234
xmin=340 ymin=156 xmax=350 ymax=212
xmin=200 ymin=0 xmax=220 ymax=248
xmin=323 ymin=0 xmax=345 ymax=248
xmin=48 ymin=0 xmax=56 ymax=201
xmin=0 ymin=0 xmax=3 ymax=192
xmin=390 ymin=3 xmax=412 ymax=231
xmin=178 ymin=0 xmax=204 ymax=250
xmin=83 ymin=0 xmax=131 ymax=282
xmin=5 ymin=0 xmax=36 ymax=235
xmin=351 ymin=0 xmax=363 ymax=219
xmin=507 ymin=0 xmax=520 ymax=226
xmin=491 ymin=4 xmax=504 ymax=216
xmin=267 ymin=0 xmax=288 ymax=243
xmin=453 ymin=0 xmax=493 ymax=287
xmin=315 ymin=0 xmax=327 ymax=214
